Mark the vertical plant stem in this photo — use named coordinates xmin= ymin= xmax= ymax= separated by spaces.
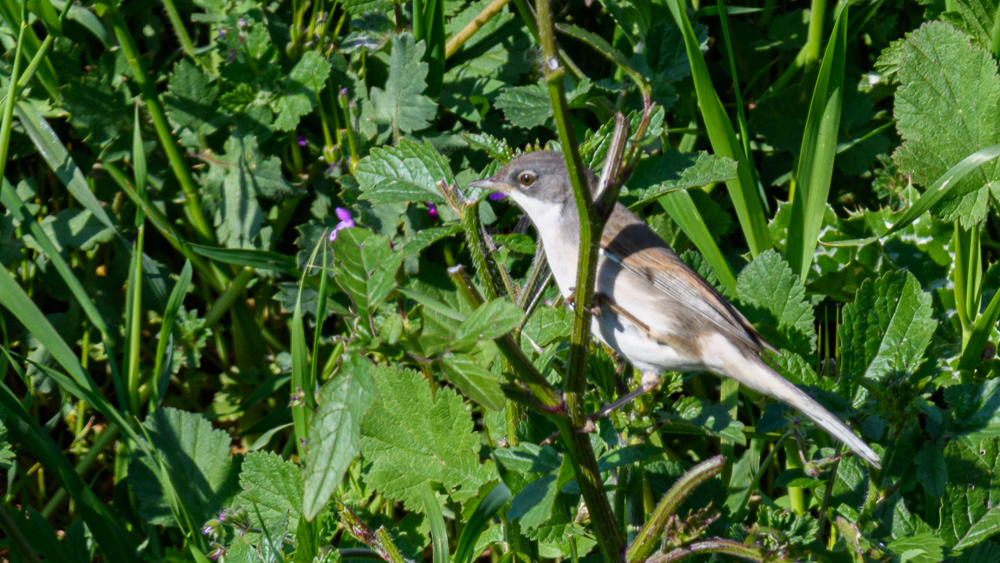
xmin=106 ymin=2 xmax=214 ymax=243
xmin=445 ymin=0 xmax=511 ymax=58
xmin=0 ymin=16 xmax=27 ymax=181
xmin=535 ymin=0 xmax=624 ymax=559
xmin=161 ymin=0 xmax=197 ymax=60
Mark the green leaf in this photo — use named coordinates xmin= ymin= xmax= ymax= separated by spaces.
xmin=190 ymin=244 xmax=299 ymax=276
xmin=947 ymin=0 xmax=999 ymax=51
xmin=454 ymin=483 xmax=510 ymax=563
xmin=205 ymin=134 xmax=301 ymax=249
xmin=164 ymin=59 xmax=222 ymax=146
xmin=0 ymin=419 xmax=14 ymax=469
xmin=355 ymin=138 xmax=453 ymax=204
xmin=360 ymin=366 xmax=497 ymax=509
xmin=370 ymin=33 xmax=437 ymax=135
xmin=665 ymin=0 xmax=772 ymax=257
xmin=237 ymin=451 xmax=303 ymax=530
xmin=494 ymin=83 xmax=552 ymax=129
xmin=840 ymin=270 xmax=936 ymax=382
xmin=938 ymin=437 xmax=1000 ymax=550
xmin=876 ymin=21 xmax=1000 ymax=227
xmin=452 ymin=298 xmax=523 ymax=351
xmin=15 ymin=101 xmax=118 ymax=234
xmin=788 ymin=5 xmax=848 ymax=282
xmin=596 ymin=0 xmax=650 ymax=44
xmin=26 ymin=209 xmax=115 ymax=253
xmin=303 ymin=354 xmax=378 ymax=520
xmin=735 ymin=249 xmax=816 ymax=356
xmin=423 ymin=487 xmax=450 ymax=563
xmin=440 ymin=352 xmax=505 ymax=411
xmin=129 ymin=408 xmax=242 ymax=528
xmin=623 ymin=149 xmax=738 ymax=209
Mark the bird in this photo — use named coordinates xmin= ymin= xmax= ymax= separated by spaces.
xmin=469 ymin=150 xmax=881 ymax=468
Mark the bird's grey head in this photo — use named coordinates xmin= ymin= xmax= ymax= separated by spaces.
xmin=468 ymin=151 xmax=596 ymax=215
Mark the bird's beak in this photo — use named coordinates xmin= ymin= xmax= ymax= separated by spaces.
xmin=468 ymin=177 xmax=503 ymax=191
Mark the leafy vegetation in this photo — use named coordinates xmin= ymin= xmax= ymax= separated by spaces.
xmin=1 ymin=0 xmax=1000 ymax=561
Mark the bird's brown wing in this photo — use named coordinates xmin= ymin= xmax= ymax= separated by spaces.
xmin=601 ymin=204 xmax=775 ymax=355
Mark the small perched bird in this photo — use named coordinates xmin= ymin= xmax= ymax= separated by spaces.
xmin=470 ymin=151 xmax=881 ymax=468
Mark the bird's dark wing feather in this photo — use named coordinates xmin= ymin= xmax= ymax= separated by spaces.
xmin=601 ymin=204 xmax=776 ymax=355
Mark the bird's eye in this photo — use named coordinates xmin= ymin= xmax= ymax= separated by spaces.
xmin=519 ymin=172 xmax=536 ymax=186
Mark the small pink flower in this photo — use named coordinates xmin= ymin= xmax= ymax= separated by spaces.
xmin=298 ymin=135 xmax=307 ymax=147
xmin=427 ymin=202 xmax=438 ymax=220
xmin=330 ymin=207 xmax=355 ymax=241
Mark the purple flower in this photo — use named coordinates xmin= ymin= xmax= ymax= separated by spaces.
xmin=298 ymin=135 xmax=307 ymax=147
xmin=237 ymin=17 xmax=247 ymax=28
xmin=330 ymin=207 xmax=355 ymax=241
xmin=216 ymin=28 xmax=227 ymax=40
xmin=340 ymin=87 xmax=348 ymax=96
xmin=488 ymin=192 xmax=507 ymax=201
xmin=226 ymin=49 xmax=236 ymax=64
xmin=427 ymin=202 xmax=438 ymax=220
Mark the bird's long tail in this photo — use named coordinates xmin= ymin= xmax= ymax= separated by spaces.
xmin=709 ymin=336 xmax=881 ymax=468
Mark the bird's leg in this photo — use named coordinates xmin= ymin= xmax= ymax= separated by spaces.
xmin=590 ymin=371 xmax=662 ymax=421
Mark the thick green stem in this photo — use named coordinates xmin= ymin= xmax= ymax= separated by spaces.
xmin=106 ymin=2 xmax=214 ymax=243
xmin=536 ymin=0 xmax=624 ymax=559
xmin=627 ymin=456 xmax=725 ymax=563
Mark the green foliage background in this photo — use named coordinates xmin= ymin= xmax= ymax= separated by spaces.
xmin=1 ymin=0 xmax=1000 ymax=561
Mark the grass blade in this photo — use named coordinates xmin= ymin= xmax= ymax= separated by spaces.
xmin=14 ymin=101 xmax=118 ymax=234
xmin=825 ymin=143 xmax=1000 ymax=247
xmin=423 ymin=486 xmax=451 ymax=563
xmin=657 ymin=191 xmax=737 ymax=291
xmin=0 ymin=381 xmax=136 ymax=560
xmin=454 ymin=483 xmax=511 ymax=563
xmin=152 ymin=261 xmax=193 ymax=410
xmin=787 ymin=5 xmax=848 ymax=281
xmin=665 ymin=0 xmax=773 ymax=257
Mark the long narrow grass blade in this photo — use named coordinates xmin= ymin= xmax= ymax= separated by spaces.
xmin=825 ymin=144 xmax=1000 ymax=247
xmin=787 ymin=5 xmax=848 ymax=281
xmin=665 ymin=0 xmax=772 ymax=257
xmin=14 ymin=101 xmax=118 ymax=233
xmin=0 ymin=381 xmax=136 ymax=560
xmin=0 ymin=0 xmax=61 ymax=101
xmin=657 ymin=191 xmax=737 ymax=291
xmin=0 ymin=262 xmax=139 ymax=443
xmin=151 ymin=265 xmax=192 ymax=409
xmin=454 ymin=483 xmax=511 ymax=563
xmin=959 ymin=278 xmax=1000 ymax=371
xmin=423 ymin=486 xmax=451 ymax=563
xmin=123 ymin=237 xmax=144 ymax=416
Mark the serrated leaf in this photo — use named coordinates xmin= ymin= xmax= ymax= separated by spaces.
xmin=129 ymin=408 xmax=241 ymax=528
xmin=237 ymin=452 xmax=303 ymax=530
xmin=735 ymin=249 xmax=816 ymax=356
xmin=164 ymin=59 xmax=222 ymax=146
xmin=494 ymin=84 xmax=551 ymax=129
xmin=949 ymin=0 xmax=998 ymax=50
xmin=205 ymin=134 xmax=300 ymax=249
xmin=370 ymin=33 xmax=437 ymax=134
xmin=452 ymin=298 xmax=523 ymax=351
xmin=24 ymin=209 xmax=115 ymax=253
xmin=875 ymin=21 xmax=1000 ymax=227
xmin=938 ymin=437 xmax=1000 ymax=550
xmin=623 ymin=149 xmax=738 ymax=209
xmin=303 ymin=355 xmax=378 ymax=519
xmin=840 ymin=270 xmax=936 ymax=382
xmin=355 ymin=138 xmax=452 ymax=204
xmin=360 ymin=367 xmax=497 ymax=509
xmin=597 ymin=0 xmax=651 ymax=44
xmin=521 ymin=306 xmax=572 ymax=348
xmin=440 ymin=353 xmax=505 ymax=411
